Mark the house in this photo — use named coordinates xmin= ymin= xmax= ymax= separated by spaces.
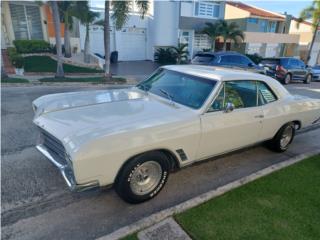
xmin=224 ymin=1 xmax=300 ymax=58
xmin=1 ymin=1 xmax=81 ymax=53
xmin=81 ymin=0 xmax=226 ymax=61
xmin=287 ymin=16 xmax=320 ymax=65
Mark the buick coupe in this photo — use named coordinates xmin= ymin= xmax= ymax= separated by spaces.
xmin=33 ymin=65 xmax=320 ymax=203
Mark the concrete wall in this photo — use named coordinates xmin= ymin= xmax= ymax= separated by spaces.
xmin=224 ymin=3 xmax=250 ymax=19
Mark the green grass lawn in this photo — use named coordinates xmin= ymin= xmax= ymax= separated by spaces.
xmin=120 ymin=234 xmax=138 ymax=240
xmin=175 ymin=155 xmax=320 ymax=240
xmin=1 ymin=77 xmax=29 ymax=83
xmin=39 ymin=77 xmax=126 ymax=83
xmin=24 ymin=56 xmax=103 ymax=73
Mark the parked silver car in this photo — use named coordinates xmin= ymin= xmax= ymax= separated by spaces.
xmin=311 ymin=65 xmax=320 ymax=81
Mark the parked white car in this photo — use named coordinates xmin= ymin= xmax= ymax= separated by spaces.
xmin=33 ymin=65 xmax=320 ymax=203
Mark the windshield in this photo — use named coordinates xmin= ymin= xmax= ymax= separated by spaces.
xmin=192 ymin=54 xmax=215 ymax=64
xmin=137 ymin=69 xmax=217 ymax=109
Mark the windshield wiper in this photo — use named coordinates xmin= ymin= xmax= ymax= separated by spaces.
xmin=159 ymin=89 xmax=175 ymax=105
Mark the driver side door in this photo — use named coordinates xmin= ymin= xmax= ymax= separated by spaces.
xmin=197 ymin=80 xmax=264 ymax=160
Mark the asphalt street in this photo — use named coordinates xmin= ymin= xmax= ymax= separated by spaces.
xmin=2 ymin=81 xmax=320 ymax=240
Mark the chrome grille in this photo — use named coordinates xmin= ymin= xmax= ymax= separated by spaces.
xmin=40 ymin=129 xmax=67 ymax=166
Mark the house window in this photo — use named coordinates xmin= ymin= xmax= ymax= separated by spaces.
xmin=195 ymin=2 xmax=220 ymax=18
xmin=247 ymin=18 xmax=258 ymax=24
xmin=9 ymin=3 xmax=43 ymax=40
xmin=259 ymin=20 xmax=267 ymax=32
xmin=179 ymin=31 xmax=190 ymax=44
xmin=267 ymin=21 xmax=277 ymax=32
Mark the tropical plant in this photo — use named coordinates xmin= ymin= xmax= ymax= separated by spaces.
xmin=298 ymin=0 xmax=320 ymax=64
xmin=102 ymin=0 xmax=149 ymax=79
xmin=170 ymin=43 xmax=189 ymax=64
xmin=217 ymin=20 xmax=244 ymax=51
xmin=154 ymin=48 xmax=176 ymax=65
xmin=50 ymin=1 xmax=64 ymax=78
xmin=58 ymin=1 xmax=76 ymax=58
xmin=73 ymin=2 xmax=99 ymax=63
xmin=201 ymin=22 xmax=221 ymax=52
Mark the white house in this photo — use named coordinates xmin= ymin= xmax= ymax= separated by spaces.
xmin=80 ymin=0 xmax=226 ymax=61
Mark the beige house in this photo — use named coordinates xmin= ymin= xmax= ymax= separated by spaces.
xmin=1 ymin=1 xmax=81 ymax=52
xmin=288 ymin=17 xmax=320 ymax=65
xmin=224 ymin=1 xmax=300 ymax=58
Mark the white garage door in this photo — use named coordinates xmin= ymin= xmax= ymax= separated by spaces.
xmin=117 ymin=27 xmax=146 ymax=61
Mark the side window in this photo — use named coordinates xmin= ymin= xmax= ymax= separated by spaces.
xmin=220 ymin=55 xmax=235 ymax=64
xmin=257 ymin=81 xmax=277 ymax=105
xmin=209 ymin=84 xmax=225 ymax=112
xmin=209 ymin=81 xmax=258 ymax=112
xmin=297 ymin=60 xmax=305 ymax=68
xmin=240 ymin=56 xmax=252 ymax=66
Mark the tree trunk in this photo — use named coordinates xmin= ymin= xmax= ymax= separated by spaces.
xmin=306 ymin=19 xmax=319 ymax=65
xmin=104 ymin=1 xmax=111 ymax=78
xmin=50 ymin=1 xmax=64 ymax=78
xmin=211 ymin=39 xmax=216 ymax=52
xmin=84 ymin=24 xmax=90 ymax=63
xmin=64 ymin=11 xmax=72 ymax=58
xmin=223 ymin=39 xmax=227 ymax=51
xmin=1 ymin=52 xmax=8 ymax=79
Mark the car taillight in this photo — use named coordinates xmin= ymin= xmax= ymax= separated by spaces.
xmin=276 ymin=65 xmax=284 ymax=72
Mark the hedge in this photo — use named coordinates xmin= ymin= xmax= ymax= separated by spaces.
xmin=13 ymin=40 xmax=51 ymax=54
xmin=7 ymin=47 xmax=24 ymax=68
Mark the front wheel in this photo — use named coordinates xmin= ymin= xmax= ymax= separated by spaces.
xmin=268 ymin=123 xmax=295 ymax=152
xmin=115 ymin=151 xmax=170 ymax=203
xmin=304 ymin=74 xmax=312 ymax=84
xmin=282 ymin=74 xmax=291 ymax=85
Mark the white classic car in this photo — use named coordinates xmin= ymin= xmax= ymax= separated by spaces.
xmin=33 ymin=65 xmax=320 ymax=203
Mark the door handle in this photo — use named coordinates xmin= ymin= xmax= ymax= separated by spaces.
xmin=254 ymin=115 xmax=264 ymax=118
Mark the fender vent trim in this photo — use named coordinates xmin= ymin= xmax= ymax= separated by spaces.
xmin=176 ymin=149 xmax=188 ymax=161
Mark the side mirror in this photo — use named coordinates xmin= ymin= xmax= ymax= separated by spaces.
xmin=248 ymin=62 xmax=254 ymax=67
xmin=225 ymin=102 xmax=235 ymax=113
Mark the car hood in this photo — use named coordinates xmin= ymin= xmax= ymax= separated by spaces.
xmin=33 ymin=88 xmax=194 ymax=149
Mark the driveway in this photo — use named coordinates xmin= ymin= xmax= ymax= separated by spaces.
xmin=2 ymin=82 xmax=320 ymax=240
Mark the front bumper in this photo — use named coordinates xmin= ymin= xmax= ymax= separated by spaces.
xmin=36 ymin=144 xmax=99 ymax=192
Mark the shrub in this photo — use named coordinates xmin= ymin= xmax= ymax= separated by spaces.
xmin=154 ymin=47 xmax=177 ymax=65
xmin=11 ymin=55 xmax=25 ymax=68
xmin=13 ymin=40 xmax=51 ymax=54
xmin=7 ymin=47 xmax=24 ymax=68
xmin=246 ymin=53 xmax=263 ymax=64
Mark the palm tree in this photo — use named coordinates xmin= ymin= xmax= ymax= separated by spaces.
xmin=201 ymin=22 xmax=221 ymax=52
xmin=170 ymin=43 xmax=189 ymax=64
xmin=50 ymin=1 xmax=64 ymax=78
xmin=103 ymin=0 xmax=149 ymax=79
xmin=218 ymin=20 xmax=244 ymax=51
xmin=298 ymin=0 xmax=320 ymax=64
xmin=74 ymin=2 xmax=99 ymax=63
xmin=58 ymin=1 xmax=76 ymax=58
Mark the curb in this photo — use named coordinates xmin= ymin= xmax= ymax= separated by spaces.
xmin=97 ymin=149 xmax=320 ymax=240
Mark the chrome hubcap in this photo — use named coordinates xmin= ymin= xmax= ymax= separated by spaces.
xmin=285 ymin=75 xmax=291 ymax=84
xmin=280 ymin=126 xmax=293 ymax=148
xmin=130 ymin=161 xmax=162 ymax=195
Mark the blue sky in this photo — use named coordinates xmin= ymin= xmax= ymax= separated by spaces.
xmin=232 ymin=0 xmax=311 ymax=17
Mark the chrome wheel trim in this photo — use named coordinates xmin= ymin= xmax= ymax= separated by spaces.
xmin=280 ymin=126 xmax=293 ymax=149
xmin=307 ymin=75 xmax=311 ymax=83
xmin=130 ymin=161 xmax=162 ymax=196
xmin=285 ymin=74 xmax=291 ymax=84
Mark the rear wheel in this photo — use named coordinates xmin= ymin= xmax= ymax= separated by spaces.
xmin=115 ymin=151 xmax=170 ymax=203
xmin=283 ymin=74 xmax=291 ymax=85
xmin=304 ymin=74 xmax=312 ymax=84
xmin=268 ymin=123 xmax=295 ymax=152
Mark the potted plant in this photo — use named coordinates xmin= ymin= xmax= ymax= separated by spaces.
xmin=11 ymin=55 xmax=25 ymax=75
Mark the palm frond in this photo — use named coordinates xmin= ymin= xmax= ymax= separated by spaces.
xmin=136 ymin=0 xmax=149 ymax=19
xmin=112 ymin=1 xmax=131 ymax=30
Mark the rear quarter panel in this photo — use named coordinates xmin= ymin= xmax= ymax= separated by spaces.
xmin=261 ymin=96 xmax=320 ymax=140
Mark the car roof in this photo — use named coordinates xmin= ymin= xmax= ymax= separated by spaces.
xmin=195 ymin=51 xmax=245 ymax=56
xmin=163 ymin=65 xmax=267 ymax=82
